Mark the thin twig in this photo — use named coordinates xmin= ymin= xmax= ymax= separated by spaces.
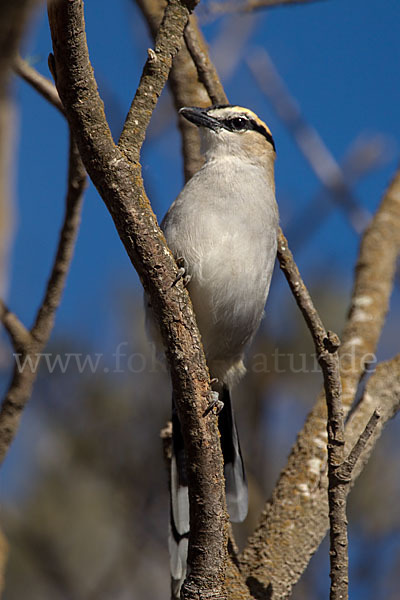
xmin=13 ymin=55 xmax=64 ymax=114
xmin=184 ymin=21 xmax=227 ymax=105
xmin=0 ymin=300 xmax=30 ymax=350
xmin=337 ymin=409 xmax=381 ymax=482
xmin=184 ymin=22 xmax=227 ymax=105
xmin=328 ymin=408 xmax=381 ymax=600
xmin=276 ymin=230 xmax=350 ymax=599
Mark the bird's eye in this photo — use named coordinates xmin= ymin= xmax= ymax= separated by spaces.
xmin=228 ymin=117 xmax=247 ymax=131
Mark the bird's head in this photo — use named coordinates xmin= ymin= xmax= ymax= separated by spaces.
xmin=179 ymin=104 xmax=276 ymax=166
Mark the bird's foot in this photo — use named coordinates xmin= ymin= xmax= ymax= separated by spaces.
xmin=203 ymin=391 xmax=224 ymax=416
xmin=172 ymin=257 xmax=192 ymax=288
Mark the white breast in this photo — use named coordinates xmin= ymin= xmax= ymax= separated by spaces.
xmin=162 ymin=156 xmax=278 ymax=385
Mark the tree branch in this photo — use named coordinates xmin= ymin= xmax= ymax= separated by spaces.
xmin=13 ymin=55 xmax=64 ymax=114
xmin=337 ymin=409 xmax=381 ymax=482
xmin=135 ymin=0 xmax=209 ymax=180
xmin=0 ymin=134 xmax=86 ymax=464
xmin=328 ymin=408 xmax=381 ymax=600
xmin=276 ymin=231 xmax=351 ymax=600
xmin=208 ymin=0 xmax=327 ymax=16
xmin=0 ymin=300 xmax=30 ymax=350
xmin=247 ymin=49 xmax=370 ymax=233
xmin=47 ymin=2 xmax=229 ymax=598
xmin=183 ymin=21 xmax=227 ymax=105
xmin=119 ymin=0 xmax=199 ymax=163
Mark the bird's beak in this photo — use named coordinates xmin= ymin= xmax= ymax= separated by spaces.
xmin=179 ymin=106 xmax=220 ymax=131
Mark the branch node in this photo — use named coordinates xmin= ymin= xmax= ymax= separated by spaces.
xmin=324 ymin=331 xmax=341 ymax=353
xmin=147 ymin=47 xmax=158 ymax=64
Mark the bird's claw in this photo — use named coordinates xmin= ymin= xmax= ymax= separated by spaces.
xmin=203 ymin=391 xmax=224 ymax=416
xmin=172 ymin=257 xmax=192 ymax=288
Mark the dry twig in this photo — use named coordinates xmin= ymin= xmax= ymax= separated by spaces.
xmin=184 ymin=21 xmax=227 ymax=105
xmin=276 ymin=231 xmax=346 ymax=599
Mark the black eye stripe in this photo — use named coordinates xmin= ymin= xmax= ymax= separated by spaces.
xmin=220 ymin=116 xmax=276 ymax=151
xmin=252 ymin=122 xmax=276 ymax=152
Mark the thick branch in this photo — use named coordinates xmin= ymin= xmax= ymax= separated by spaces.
xmin=47 ymin=2 xmax=229 ymax=598
xmin=0 ymin=135 xmax=86 ymax=464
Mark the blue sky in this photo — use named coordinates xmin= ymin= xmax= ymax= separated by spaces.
xmin=6 ymin=0 xmax=399 ymax=351
xmin=1 ymin=2 xmax=400 ymax=597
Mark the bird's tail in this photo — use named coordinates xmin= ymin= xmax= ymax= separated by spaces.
xmin=169 ymin=387 xmax=248 ymax=597
xmin=169 ymin=399 xmax=189 ymax=598
xmin=218 ymin=385 xmax=248 ymax=523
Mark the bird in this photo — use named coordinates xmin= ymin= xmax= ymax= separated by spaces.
xmin=146 ymin=104 xmax=279 ymax=598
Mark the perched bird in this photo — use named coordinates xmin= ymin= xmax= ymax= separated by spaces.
xmin=147 ymin=104 xmax=279 ymax=597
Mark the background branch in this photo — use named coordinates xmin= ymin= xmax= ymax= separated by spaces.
xmin=0 ymin=133 xmax=86 ymax=464
xmin=247 ymin=49 xmax=370 ymax=233
xmin=207 ymin=0 xmax=327 ymax=16
xmin=13 ymin=55 xmax=64 ymax=114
